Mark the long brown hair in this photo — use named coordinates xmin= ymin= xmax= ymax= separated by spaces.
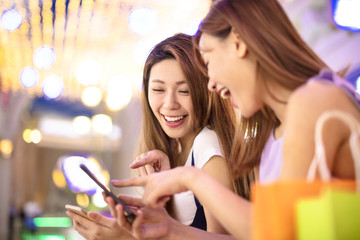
xmin=138 ymin=33 xmax=243 ymax=195
xmin=195 ymin=0 xmax=328 ymax=178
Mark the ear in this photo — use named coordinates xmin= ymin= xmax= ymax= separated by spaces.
xmin=230 ymin=28 xmax=247 ymax=58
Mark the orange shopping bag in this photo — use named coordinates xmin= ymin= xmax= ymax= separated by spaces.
xmin=252 ymin=110 xmax=359 ymax=240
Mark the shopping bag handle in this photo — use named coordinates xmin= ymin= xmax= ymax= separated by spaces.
xmin=307 ymin=110 xmax=360 ymax=191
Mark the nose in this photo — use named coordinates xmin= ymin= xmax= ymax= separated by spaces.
xmin=163 ymin=91 xmax=180 ymax=109
xmin=208 ymin=80 xmax=217 ymax=92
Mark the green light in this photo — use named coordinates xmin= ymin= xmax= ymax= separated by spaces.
xmin=33 ymin=217 xmax=72 ymax=228
xmin=22 ymin=233 xmax=66 ymax=240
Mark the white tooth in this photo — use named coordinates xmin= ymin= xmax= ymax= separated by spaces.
xmin=164 ymin=116 xmax=184 ymax=122
xmin=220 ymin=88 xmax=230 ymax=99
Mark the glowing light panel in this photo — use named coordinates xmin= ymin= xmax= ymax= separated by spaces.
xmin=1 ymin=8 xmax=23 ymax=31
xmin=33 ymin=217 xmax=72 ymax=228
xmin=20 ymin=66 xmax=39 ymax=88
xmin=33 ymin=46 xmax=56 ymax=69
xmin=128 ymin=7 xmax=158 ymax=35
xmin=356 ymin=75 xmax=360 ymax=94
xmin=333 ymin=0 xmax=360 ymax=32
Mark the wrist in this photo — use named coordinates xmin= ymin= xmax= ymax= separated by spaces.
xmin=181 ymin=167 xmax=199 ymax=191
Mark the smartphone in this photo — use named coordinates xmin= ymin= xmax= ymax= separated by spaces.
xmin=65 ymin=204 xmax=93 ymax=221
xmin=79 ymin=163 xmax=136 ymax=224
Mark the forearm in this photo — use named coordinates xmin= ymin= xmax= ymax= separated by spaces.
xmin=167 ymin=216 xmax=236 ymax=240
xmin=184 ymin=167 xmax=252 ymax=239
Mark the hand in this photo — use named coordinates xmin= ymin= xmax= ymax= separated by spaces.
xmin=112 ymin=167 xmax=195 ymax=208
xmin=67 ymin=210 xmax=134 ymax=240
xmin=105 ymin=195 xmax=171 ymax=240
xmin=130 ymin=150 xmax=171 ymax=176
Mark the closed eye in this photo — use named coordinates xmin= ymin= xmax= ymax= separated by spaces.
xmin=152 ymin=88 xmax=164 ymax=92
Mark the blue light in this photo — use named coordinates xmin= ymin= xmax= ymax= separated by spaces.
xmin=20 ymin=66 xmax=39 ymax=88
xmin=42 ymin=74 xmax=64 ymax=100
xmin=332 ymin=0 xmax=360 ymax=32
xmin=128 ymin=7 xmax=158 ymax=35
xmin=1 ymin=8 xmax=23 ymax=31
xmin=33 ymin=46 xmax=56 ymax=69
xmin=356 ymin=75 xmax=360 ymax=94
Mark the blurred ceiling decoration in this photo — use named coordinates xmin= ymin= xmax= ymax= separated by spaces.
xmin=0 ymin=0 xmax=210 ymax=110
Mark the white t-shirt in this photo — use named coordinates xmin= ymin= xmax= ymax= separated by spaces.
xmin=173 ymin=127 xmax=224 ymax=225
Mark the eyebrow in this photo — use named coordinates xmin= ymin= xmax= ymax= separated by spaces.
xmin=149 ymin=79 xmax=187 ymax=85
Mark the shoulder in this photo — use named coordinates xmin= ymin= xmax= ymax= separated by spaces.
xmin=193 ymin=127 xmax=220 ymax=148
xmin=192 ymin=127 xmax=224 ymax=168
xmin=287 ymin=79 xmax=359 ymax=121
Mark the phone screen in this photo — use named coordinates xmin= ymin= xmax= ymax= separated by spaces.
xmin=79 ymin=164 xmax=136 ymax=224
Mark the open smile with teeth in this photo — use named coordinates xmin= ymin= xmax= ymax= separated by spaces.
xmin=220 ymin=88 xmax=231 ymax=99
xmin=163 ymin=115 xmax=186 ymax=123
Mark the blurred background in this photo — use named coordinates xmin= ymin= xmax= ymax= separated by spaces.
xmin=0 ymin=0 xmax=359 ymax=239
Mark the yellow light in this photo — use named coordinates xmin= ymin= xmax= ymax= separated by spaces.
xmin=72 ymin=116 xmax=91 ymax=135
xmin=52 ymin=169 xmax=67 ymax=189
xmin=76 ymin=193 xmax=89 ymax=208
xmin=0 ymin=139 xmax=13 ymax=158
xmin=81 ymin=86 xmax=102 ymax=107
xmin=30 ymin=129 xmax=42 ymax=144
xmin=92 ymin=114 xmax=112 ymax=135
xmin=23 ymin=129 xmax=32 ymax=143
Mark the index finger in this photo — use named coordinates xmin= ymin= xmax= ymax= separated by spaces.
xmin=111 ymin=176 xmax=148 ymax=187
xmin=129 ymin=155 xmax=154 ymax=169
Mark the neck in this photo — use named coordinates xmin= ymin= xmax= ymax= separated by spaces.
xmin=178 ymin=130 xmax=198 ymax=165
xmin=263 ymin=82 xmax=292 ymax=137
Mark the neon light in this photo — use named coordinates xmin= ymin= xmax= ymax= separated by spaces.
xmin=22 ymin=233 xmax=66 ymax=240
xmin=33 ymin=217 xmax=72 ymax=228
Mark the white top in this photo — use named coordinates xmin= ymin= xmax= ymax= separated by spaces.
xmin=173 ymin=127 xmax=224 ymax=225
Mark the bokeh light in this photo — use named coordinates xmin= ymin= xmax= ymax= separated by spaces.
xmin=0 ymin=139 xmax=13 ymax=158
xmin=33 ymin=46 xmax=56 ymax=69
xmin=30 ymin=129 xmax=42 ymax=144
xmin=133 ymin=37 xmax=160 ymax=65
xmin=92 ymin=190 xmax=107 ymax=208
xmin=128 ymin=7 xmax=158 ymax=35
xmin=106 ymin=76 xmax=132 ymax=111
xmin=76 ymin=193 xmax=90 ymax=208
xmin=52 ymin=169 xmax=67 ymax=189
xmin=1 ymin=8 xmax=23 ymax=31
xmin=19 ymin=66 xmax=39 ymax=88
xmin=92 ymin=114 xmax=112 ymax=135
xmin=62 ymin=155 xmax=108 ymax=195
xmin=72 ymin=116 xmax=91 ymax=135
xmin=356 ymin=75 xmax=360 ymax=94
xmin=23 ymin=129 xmax=32 ymax=143
xmin=81 ymin=86 xmax=102 ymax=107
xmin=42 ymin=74 xmax=64 ymax=99
xmin=76 ymin=59 xmax=102 ymax=86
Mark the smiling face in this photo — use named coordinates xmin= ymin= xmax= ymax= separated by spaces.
xmin=199 ymin=32 xmax=262 ymax=118
xmin=148 ymin=59 xmax=195 ymax=141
